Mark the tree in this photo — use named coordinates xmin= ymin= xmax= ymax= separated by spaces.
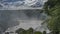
xmin=27 ymin=28 xmax=34 ymax=34
xmin=43 ymin=31 xmax=46 ymax=34
xmin=19 ymin=30 xmax=27 ymax=34
xmin=15 ymin=28 xmax=42 ymax=34
xmin=5 ymin=32 xmax=9 ymax=34
xmin=43 ymin=0 xmax=60 ymax=34
xmin=34 ymin=31 xmax=42 ymax=34
xmin=15 ymin=28 xmax=25 ymax=34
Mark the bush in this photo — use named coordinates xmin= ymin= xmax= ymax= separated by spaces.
xmin=34 ymin=31 xmax=42 ymax=34
xmin=43 ymin=31 xmax=46 ymax=34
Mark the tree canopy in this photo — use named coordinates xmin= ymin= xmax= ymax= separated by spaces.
xmin=15 ymin=28 xmax=42 ymax=34
xmin=43 ymin=0 xmax=60 ymax=34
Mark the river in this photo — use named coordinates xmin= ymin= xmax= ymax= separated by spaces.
xmin=0 ymin=9 xmax=50 ymax=34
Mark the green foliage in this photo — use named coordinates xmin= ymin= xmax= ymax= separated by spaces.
xmin=15 ymin=28 xmax=42 ymax=34
xmin=43 ymin=0 xmax=60 ymax=16
xmin=43 ymin=31 xmax=46 ymax=34
xmin=43 ymin=0 xmax=60 ymax=34
xmin=28 ymin=28 xmax=34 ymax=32
xmin=26 ymin=28 xmax=34 ymax=34
xmin=5 ymin=32 xmax=9 ymax=34
xmin=15 ymin=28 xmax=25 ymax=34
xmin=34 ymin=31 xmax=42 ymax=34
xmin=48 ymin=15 xmax=60 ymax=31
xmin=20 ymin=30 xmax=27 ymax=34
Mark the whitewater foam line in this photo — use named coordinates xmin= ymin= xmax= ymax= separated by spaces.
xmin=0 ymin=7 xmax=44 ymax=10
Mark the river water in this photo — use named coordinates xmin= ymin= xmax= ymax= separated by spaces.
xmin=0 ymin=9 xmax=50 ymax=34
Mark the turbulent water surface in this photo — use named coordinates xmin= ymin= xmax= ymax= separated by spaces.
xmin=0 ymin=9 xmax=50 ymax=34
xmin=0 ymin=0 xmax=49 ymax=34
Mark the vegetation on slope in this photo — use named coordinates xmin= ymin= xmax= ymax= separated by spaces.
xmin=43 ymin=0 xmax=60 ymax=34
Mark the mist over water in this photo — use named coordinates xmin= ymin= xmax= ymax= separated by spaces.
xmin=0 ymin=10 xmax=48 ymax=34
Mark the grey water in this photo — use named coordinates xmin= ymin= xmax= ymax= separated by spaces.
xmin=0 ymin=9 xmax=49 ymax=34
